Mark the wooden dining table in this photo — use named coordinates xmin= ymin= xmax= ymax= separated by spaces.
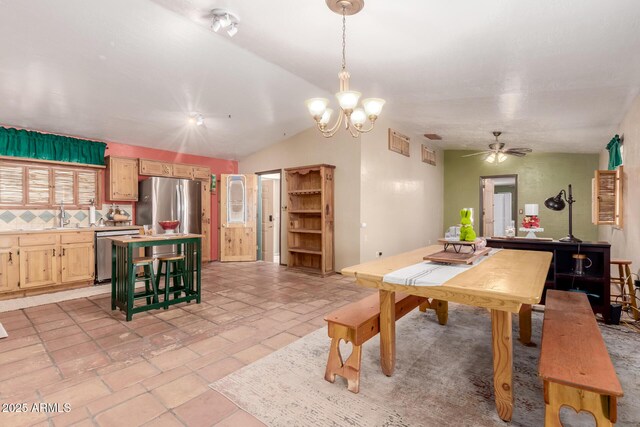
xmin=342 ymin=245 xmax=552 ymax=421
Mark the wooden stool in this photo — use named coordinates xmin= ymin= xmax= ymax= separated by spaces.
xmin=132 ymin=257 xmax=158 ymax=307
xmin=156 ymin=255 xmax=189 ymax=306
xmin=611 ymin=259 xmax=639 ymax=320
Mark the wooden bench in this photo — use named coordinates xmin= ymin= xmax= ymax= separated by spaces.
xmin=324 ymin=293 xmax=447 ymax=393
xmin=539 ymin=290 xmax=623 ymax=426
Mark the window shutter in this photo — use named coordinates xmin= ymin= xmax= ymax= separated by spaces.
xmin=27 ymin=168 xmax=51 ymax=205
xmin=54 ymin=169 xmax=75 ymax=205
xmin=77 ymin=171 xmax=97 ymax=206
xmin=0 ymin=165 xmax=24 ymax=205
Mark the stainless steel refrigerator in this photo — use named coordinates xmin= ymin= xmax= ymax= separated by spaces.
xmin=136 ymin=177 xmax=201 ymax=258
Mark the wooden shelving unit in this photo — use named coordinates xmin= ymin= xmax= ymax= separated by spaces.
xmin=286 ymin=164 xmax=335 ymax=277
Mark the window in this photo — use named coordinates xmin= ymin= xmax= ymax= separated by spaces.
xmin=227 ymin=175 xmax=246 ymax=224
xmin=0 ymin=159 xmax=101 ymax=209
xmin=0 ymin=164 xmax=24 ymax=205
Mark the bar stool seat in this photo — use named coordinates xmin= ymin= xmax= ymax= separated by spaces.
xmin=156 ymin=255 xmax=190 ymax=306
xmin=131 ymin=257 xmax=158 ymax=310
xmin=610 ymin=259 xmax=639 ymax=320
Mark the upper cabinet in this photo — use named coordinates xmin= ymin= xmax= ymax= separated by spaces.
xmin=0 ymin=159 xmax=100 ymax=208
xmin=193 ymin=167 xmax=210 ymax=180
xmin=138 ymin=158 xmax=211 ymax=182
xmin=106 ymin=156 xmax=139 ymax=201
xmin=139 ymin=159 xmax=172 ymax=177
xmin=592 ymin=166 xmax=623 ymax=227
xmin=172 ymin=163 xmax=193 ymax=179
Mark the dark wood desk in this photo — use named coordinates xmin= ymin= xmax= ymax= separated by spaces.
xmin=487 ymin=238 xmax=611 ymax=323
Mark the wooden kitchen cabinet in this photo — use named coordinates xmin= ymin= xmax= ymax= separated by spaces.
xmin=139 ymin=159 xmax=172 ymax=177
xmin=106 ymin=156 xmax=139 ymax=201
xmin=19 ymin=244 xmax=59 ymax=289
xmin=201 ymin=179 xmax=211 ymax=262
xmin=60 ymin=242 xmax=94 ymax=283
xmin=60 ymin=232 xmax=94 ymax=283
xmin=0 ymin=237 xmax=19 ymax=293
xmin=193 ymin=166 xmax=211 ymax=180
xmin=172 ymin=163 xmax=194 ymax=179
xmin=0 ymin=231 xmax=95 ymax=297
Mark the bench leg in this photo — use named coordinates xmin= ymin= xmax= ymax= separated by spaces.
xmin=519 ymin=304 xmax=533 ymax=346
xmin=544 ymin=381 xmax=614 ymax=427
xmin=324 ymin=336 xmax=363 ymax=394
xmin=491 ymin=309 xmax=513 ymax=422
xmin=379 ymin=290 xmax=396 ymax=377
xmin=418 ymin=299 xmax=448 ymax=325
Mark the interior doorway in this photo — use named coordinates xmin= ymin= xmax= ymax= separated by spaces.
xmin=479 ymin=175 xmax=518 ymax=237
xmin=257 ymin=171 xmax=282 ymax=264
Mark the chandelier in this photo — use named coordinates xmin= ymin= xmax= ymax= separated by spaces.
xmin=305 ymin=0 xmax=385 ymax=138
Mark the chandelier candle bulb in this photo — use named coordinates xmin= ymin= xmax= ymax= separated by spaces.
xmin=350 ymin=108 xmax=367 ymax=127
xmin=336 ymin=90 xmax=361 ymax=110
xmin=305 ymin=98 xmax=329 ymax=119
xmin=320 ymin=109 xmax=334 ymax=125
xmin=363 ymin=98 xmax=385 ymax=117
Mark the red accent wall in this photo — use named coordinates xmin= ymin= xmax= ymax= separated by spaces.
xmin=104 ymin=142 xmax=237 ymax=261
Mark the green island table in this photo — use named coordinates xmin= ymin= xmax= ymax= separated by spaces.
xmin=110 ymin=233 xmax=202 ymax=321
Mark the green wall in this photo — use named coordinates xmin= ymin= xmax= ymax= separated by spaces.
xmin=444 ymin=151 xmax=599 ymax=241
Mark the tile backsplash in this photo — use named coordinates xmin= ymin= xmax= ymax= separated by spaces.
xmin=0 ymin=204 xmax=134 ymax=231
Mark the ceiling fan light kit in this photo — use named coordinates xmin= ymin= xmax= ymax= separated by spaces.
xmin=462 ymin=131 xmax=532 ymax=163
xmin=305 ymin=0 xmax=385 ymax=138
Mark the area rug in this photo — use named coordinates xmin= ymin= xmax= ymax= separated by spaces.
xmin=210 ymin=304 xmax=640 ymax=426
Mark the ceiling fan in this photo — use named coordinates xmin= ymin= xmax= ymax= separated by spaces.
xmin=461 ymin=132 xmax=532 ymax=163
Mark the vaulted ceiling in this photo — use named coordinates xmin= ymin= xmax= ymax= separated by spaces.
xmin=1 ymin=0 xmax=640 ymax=158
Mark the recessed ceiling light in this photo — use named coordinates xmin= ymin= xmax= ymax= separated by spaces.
xmin=423 ymin=133 xmax=442 ymax=140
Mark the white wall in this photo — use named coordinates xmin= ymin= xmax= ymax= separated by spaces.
xmin=599 ymin=93 xmax=640 ymax=273
xmin=359 ymin=119 xmax=444 ymax=262
xmin=239 ymin=126 xmax=362 ymax=270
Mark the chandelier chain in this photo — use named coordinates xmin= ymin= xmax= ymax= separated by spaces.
xmin=341 ymin=6 xmax=347 ymax=71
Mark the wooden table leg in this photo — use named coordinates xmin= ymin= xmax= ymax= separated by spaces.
xmin=491 ymin=309 xmax=514 ymax=421
xmin=379 ymin=290 xmax=396 ymax=377
xmin=519 ymin=304 xmax=532 ymax=345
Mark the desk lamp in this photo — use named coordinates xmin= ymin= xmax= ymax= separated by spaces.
xmin=544 ymin=184 xmax=581 ymax=243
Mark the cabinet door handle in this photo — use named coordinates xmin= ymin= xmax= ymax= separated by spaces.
xmin=62 ymin=248 xmax=66 ymax=256
xmin=8 ymin=251 xmax=12 ymax=262
xmin=52 ymin=249 xmax=56 ymax=257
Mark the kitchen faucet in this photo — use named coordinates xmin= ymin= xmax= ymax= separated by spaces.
xmin=59 ymin=200 xmax=70 ymax=228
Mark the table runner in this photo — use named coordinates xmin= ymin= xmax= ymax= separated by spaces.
xmin=383 ymin=249 xmax=501 ymax=287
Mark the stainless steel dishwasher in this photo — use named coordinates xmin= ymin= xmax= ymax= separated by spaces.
xmin=95 ymin=229 xmax=141 ymax=282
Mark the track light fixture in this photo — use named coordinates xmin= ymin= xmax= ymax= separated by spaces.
xmin=211 ymin=9 xmax=239 ymax=37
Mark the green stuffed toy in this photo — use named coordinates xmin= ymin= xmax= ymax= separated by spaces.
xmin=459 ymin=208 xmax=477 ymax=242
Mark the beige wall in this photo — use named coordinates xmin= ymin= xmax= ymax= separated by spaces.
xmin=359 ymin=120 xmax=444 ymax=262
xmin=599 ymin=93 xmax=640 ymax=274
xmin=238 ymin=126 xmax=362 ymax=270
xmin=239 ymin=120 xmax=444 ymax=270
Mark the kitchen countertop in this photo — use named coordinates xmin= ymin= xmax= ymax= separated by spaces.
xmin=0 ymin=225 xmax=143 ymax=235
xmin=109 ymin=233 xmax=201 ymax=244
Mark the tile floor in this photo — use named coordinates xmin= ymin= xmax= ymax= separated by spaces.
xmin=0 ymin=261 xmax=374 ymax=427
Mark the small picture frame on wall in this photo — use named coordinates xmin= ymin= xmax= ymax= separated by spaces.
xmin=388 ymin=128 xmax=410 ymax=157
xmin=211 ymin=174 xmax=216 ymax=194
xmin=422 ymin=145 xmax=436 ymax=166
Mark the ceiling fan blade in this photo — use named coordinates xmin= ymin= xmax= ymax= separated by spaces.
xmin=505 ymin=148 xmax=532 ymax=153
xmin=461 ymin=151 xmax=491 ymax=158
xmin=504 ymin=151 xmax=527 ymax=157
